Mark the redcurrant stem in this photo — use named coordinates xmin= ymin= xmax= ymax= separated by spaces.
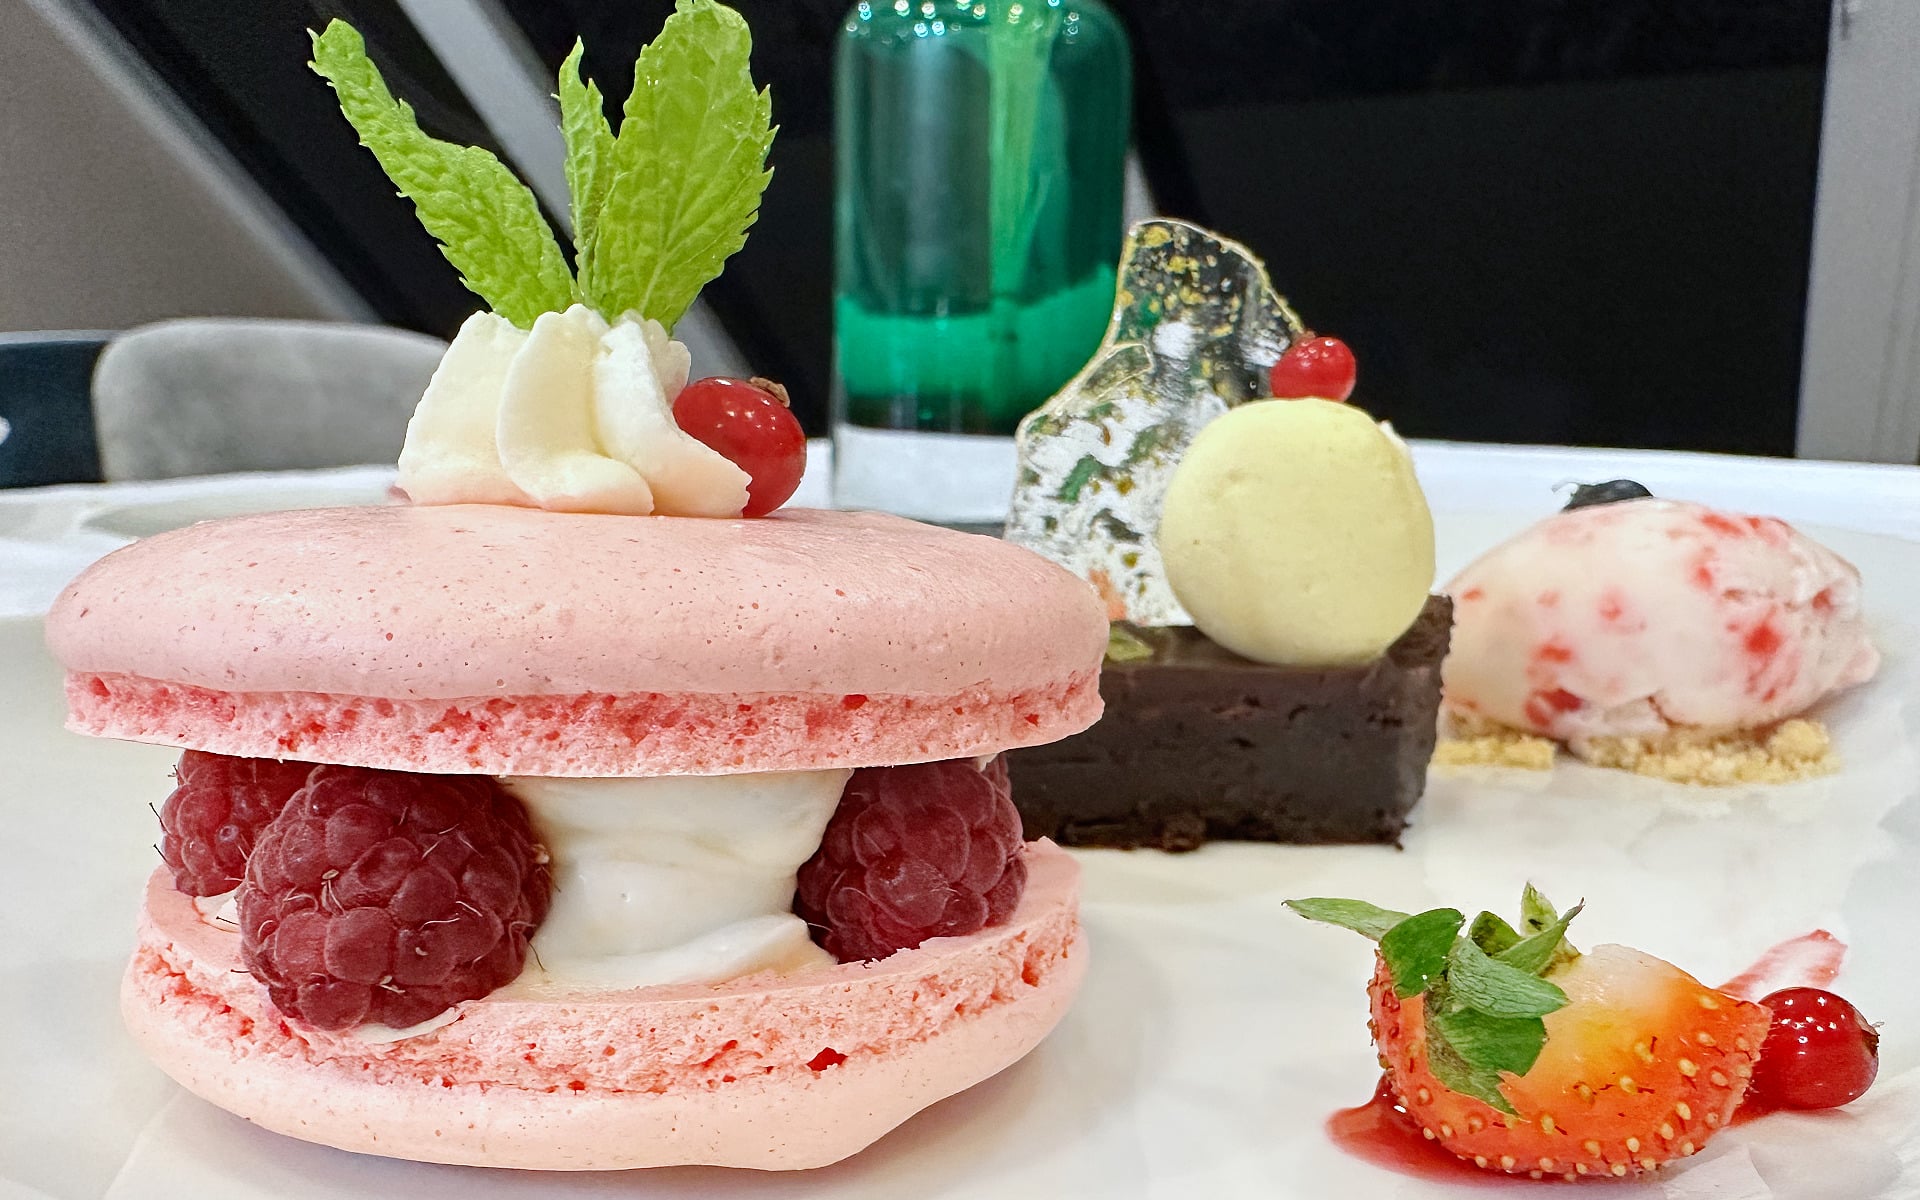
xmin=750 ymin=377 xmax=792 ymax=408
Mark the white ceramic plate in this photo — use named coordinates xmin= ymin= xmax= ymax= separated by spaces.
xmin=1 ymin=520 xmax=1914 ymax=1200
xmin=75 ymin=483 xmax=399 ymax=541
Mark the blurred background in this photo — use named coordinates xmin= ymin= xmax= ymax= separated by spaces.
xmin=2 ymin=0 xmax=1916 ymax=487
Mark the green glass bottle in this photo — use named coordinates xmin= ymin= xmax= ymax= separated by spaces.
xmin=833 ymin=0 xmax=1131 ymax=518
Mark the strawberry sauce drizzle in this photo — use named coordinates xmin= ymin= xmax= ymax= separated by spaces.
xmin=1719 ymin=930 xmax=1845 ymax=1001
xmin=1726 ymin=1093 xmax=1784 ymax=1127
xmin=1326 ymin=1079 xmax=1529 ymax=1186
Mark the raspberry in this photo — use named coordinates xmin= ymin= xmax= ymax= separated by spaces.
xmin=981 ymin=751 xmax=1010 ymax=798
xmin=157 ymin=751 xmax=315 ymax=896
xmin=795 ymin=758 xmax=1027 ymax=963
xmin=238 ymin=766 xmax=551 ymax=1031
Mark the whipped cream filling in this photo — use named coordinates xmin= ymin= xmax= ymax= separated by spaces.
xmin=398 ymin=304 xmax=750 ymax=516
xmin=191 ymin=890 xmax=239 ymax=930
xmin=190 ymin=770 xmax=851 ymax=1041
xmin=348 ymin=1009 xmax=463 ymax=1045
xmin=501 ymin=770 xmax=850 ymax=991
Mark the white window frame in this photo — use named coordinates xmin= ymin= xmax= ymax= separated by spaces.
xmin=1798 ymin=0 xmax=1920 ymax=463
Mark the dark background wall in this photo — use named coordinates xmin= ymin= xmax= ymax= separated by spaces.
xmin=87 ymin=0 xmax=1830 ymax=454
xmin=1116 ymin=0 xmax=1828 ymax=456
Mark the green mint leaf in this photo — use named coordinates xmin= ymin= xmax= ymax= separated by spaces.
xmin=1425 ymin=996 xmax=1519 ymax=1115
xmin=1496 ymin=902 xmax=1585 ymax=976
xmin=1447 ymin=935 xmax=1569 ymax=1018
xmin=1105 ymin=625 xmax=1154 ymax=663
xmin=1285 ymin=898 xmax=1412 ymax=943
xmin=310 ymin=21 xmax=573 ymax=328
xmin=1520 ymin=883 xmax=1560 ymax=933
xmin=1467 ymin=911 xmax=1522 ymax=957
xmin=584 ymin=0 xmax=775 ymax=327
xmin=1379 ymin=908 xmax=1464 ymax=997
xmin=558 ymin=39 xmax=614 ymax=276
xmin=1430 ymin=1004 xmax=1549 ymax=1081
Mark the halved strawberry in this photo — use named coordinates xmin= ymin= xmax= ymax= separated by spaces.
xmin=1370 ymin=946 xmax=1769 ymax=1180
xmin=1293 ymin=888 xmax=1772 ymax=1181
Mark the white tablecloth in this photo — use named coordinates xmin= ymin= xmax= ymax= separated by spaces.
xmin=5 ymin=440 xmax=1918 ymax=1200
xmin=3 ymin=440 xmax=1917 ymax=619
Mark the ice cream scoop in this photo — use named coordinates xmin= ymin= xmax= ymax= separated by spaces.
xmin=1443 ymin=497 xmax=1878 ymax=746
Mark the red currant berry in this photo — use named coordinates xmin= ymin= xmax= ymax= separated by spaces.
xmin=672 ymin=376 xmax=807 ymax=517
xmin=1268 ymin=336 xmax=1357 ymax=401
xmin=1748 ymin=988 xmax=1879 ymax=1109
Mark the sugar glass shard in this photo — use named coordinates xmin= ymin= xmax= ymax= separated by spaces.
xmin=1005 ymin=218 xmax=1307 ymax=625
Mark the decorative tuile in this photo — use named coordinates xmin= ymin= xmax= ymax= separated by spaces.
xmin=1004 ymin=218 xmax=1307 ymax=625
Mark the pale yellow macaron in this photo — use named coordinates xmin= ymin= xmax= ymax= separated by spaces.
xmin=1157 ymin=398 xmax=1434 ymax=666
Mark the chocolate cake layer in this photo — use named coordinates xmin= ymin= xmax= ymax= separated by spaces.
xmin=1010 ymin=595 xmax=1452 ymax=851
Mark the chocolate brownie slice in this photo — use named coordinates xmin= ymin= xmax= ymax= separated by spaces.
xmin=1010 ymin=595 xmax=1452 ymax=850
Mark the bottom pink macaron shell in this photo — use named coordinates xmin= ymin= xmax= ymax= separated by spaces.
xmin=122 ymin=843 xmax=1085 ymax=1171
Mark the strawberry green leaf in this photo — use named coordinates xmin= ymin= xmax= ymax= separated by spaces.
xmin=1320 ymin=888 xmax=1586 ymax=1109
xmin=1380 ymin=908 xmax=1464 ymax=998
xmin=1430 ymin=1003 xmax=1548 ymax=1080
xmin=1447 ymin=935 xmax=1569 ymax=1018
xmin=1496 ymin=902 xmax=1585 ymax=976
xmin=309 ymin=21 xmax=573 ymax=328
xmin=1285 ymin=898 xmax=1412 ymax=943
xmin=1520 ymin=883 xmax=1560 ymax=933
xmin=1425 ymin=1005 xmax=1519 ymax=1115
xmin=558 ymin=39 xmax=614 ymax=275
xmin=584 ymin=0 xmax=775 ymax=328
xmin=1468 ymin=910 xmax=1522 ymax=957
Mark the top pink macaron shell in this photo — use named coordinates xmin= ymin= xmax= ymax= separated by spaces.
xmin=48 ymin=505 xmax=1108 ymax=776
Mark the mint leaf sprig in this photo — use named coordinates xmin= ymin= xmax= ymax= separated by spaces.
xmin=310 ymin=0 xmax=774 ymax=332
xmin=1287 ymin=886 xmax=1585 ymax=1114
xmin=310 ymin=21 xmax=574 ymax=328
xmin=579 ymin=0 xmax=775 ymax=328
xmin=558 ymin=40 xmax=615 ymax=274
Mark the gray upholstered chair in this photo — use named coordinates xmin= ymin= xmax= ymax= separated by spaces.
xmin=90 ymin=318 xmax=444 ymax=481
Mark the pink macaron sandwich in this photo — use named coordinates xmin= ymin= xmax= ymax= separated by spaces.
xmin=44 ymin=3 xmax=1106 ymax=1171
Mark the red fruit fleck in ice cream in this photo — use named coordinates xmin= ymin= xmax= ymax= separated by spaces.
xmin=238 ymin=766 xmax=551 ymax=1030
xmin=795 ymin=758 xmax=1027 ymax=963
xmin=158 ymin=751 xmax=316 ymax=896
